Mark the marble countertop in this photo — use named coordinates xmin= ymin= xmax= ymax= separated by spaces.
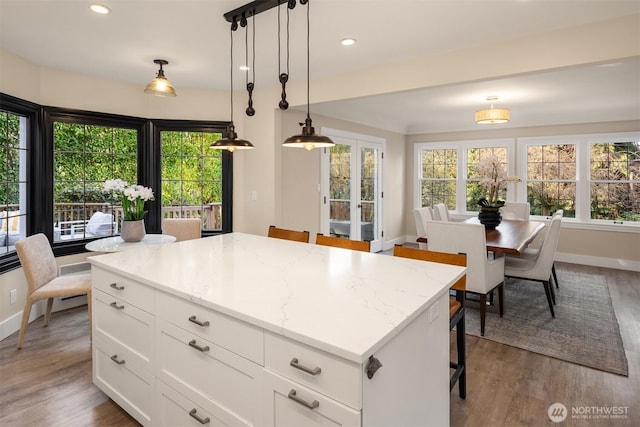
xmin=88 ymin=233 xmax=465 ymax=363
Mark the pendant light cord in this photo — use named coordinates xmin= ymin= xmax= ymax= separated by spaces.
xmin=245 ymin=13 xmax=256 ymax=116
xmin=229 ymin=26 xmax=234 ymax=124
xmin=278 ymin=2 xmax=290 ymax=110
xmin=306 ymin=0 xmax=310 ymax=118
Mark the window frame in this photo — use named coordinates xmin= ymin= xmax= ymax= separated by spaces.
xmin=520 ymin=132 xmax=640 ymax=230
xmin=0 ymin=93 xmax=235 ymax=273
xmin=0 ymin=94 xmax=40 ymax=271
xmin=151 ymin=120 xmax=233 ymax=236
xmin=414 ymin=139 xmax=516 ymax=215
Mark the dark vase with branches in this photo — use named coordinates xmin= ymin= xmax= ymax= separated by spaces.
xmin=473 ymin=155 xmax=520 ymax=229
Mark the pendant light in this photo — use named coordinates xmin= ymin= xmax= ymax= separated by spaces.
xmin=475 ymin=96 xmax=510 ymax=124
xmin=282 ymin=0 xmax=334 ymax=150
xmin=211 ymin=24 xmax=254 ymax=152
xmin=144 ymin=59 xmax=177 ymax=97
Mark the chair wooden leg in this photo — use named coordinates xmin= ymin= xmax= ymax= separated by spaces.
xmin=44 ymin=298 xmax=54 ymax=326
xmin=17 ymin=299 xmax=34 ymax=349
xmin=548 ymin=276 xmax=556 ymax=305
xmin=552 ymin=263 xmax=559 ymax=289
xmin=479 ymin=294 xmax=487 ymax=336
xmin=498 ymin=283 xmax=504 ymax=317
xmin=542 ymin=280 xmax=555 ymax=318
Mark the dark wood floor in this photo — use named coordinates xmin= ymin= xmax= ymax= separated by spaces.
xmin=0 ymin=263 xmax=637 ymax=426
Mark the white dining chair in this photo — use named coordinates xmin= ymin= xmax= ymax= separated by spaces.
xmin=425 ymin=220 xmax=505 ymax=336
xmin=413 ymin=207 xmax=436 ymax=249
xmin=504 ymin=214 xmax=562 ymax=317
xmin=434 ymin=203 xmax=451 ymax=222
xmin=500 ymin=202 xmax=530 ymax=221
xmin=509 ymin=209 xmax=563 ymax=288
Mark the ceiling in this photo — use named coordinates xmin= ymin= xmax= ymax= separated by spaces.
xmin=1 ymin=0 xmax=639 ymax=134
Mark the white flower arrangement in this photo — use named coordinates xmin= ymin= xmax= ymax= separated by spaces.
xmin=473 ymin=155 xmax=520 ymax=207
xmin=103 ymin=179 xmax=154 ymax=221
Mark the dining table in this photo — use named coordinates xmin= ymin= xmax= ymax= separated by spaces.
xmin=416 ymin=218 xmax=545 ymax=255
xmin=463 ymin=217 xmax=545 ymax=255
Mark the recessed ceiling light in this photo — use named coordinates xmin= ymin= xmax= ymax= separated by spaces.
xmin=340 ymin=38 xmax=356 ymax=46
xmin=90 ymin=4 xmax=111 ymax=15
xmin=239 ymin=65 xmax=250 ymax=71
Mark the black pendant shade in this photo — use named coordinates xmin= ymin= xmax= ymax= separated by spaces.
xmin=210 ymin=124 xmax=253 ymax=152
xmin=283 ymin=115 xmax=334 ymax=150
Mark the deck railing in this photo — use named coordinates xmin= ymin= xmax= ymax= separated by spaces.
xmin=51 ymin=202 xmax=222 ymax=240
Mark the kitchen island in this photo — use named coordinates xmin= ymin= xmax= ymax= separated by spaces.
xmin=88 ymin=232 xmax=465 ymax=426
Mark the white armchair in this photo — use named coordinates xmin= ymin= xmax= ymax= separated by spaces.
xmin=500 ymin=202 xmax=530 ymax=221
xmin=425 ymin=220 xmax=505 ymax=336
xmin=57 ymin=211 xmax=118 ymax=240
xmin=413 ymin=207 xmax=436 ymax=249
xmin=504 ymin=214 xmax=562 ymax=317
xmin=434 ymin=203 xmax=451 ymax=222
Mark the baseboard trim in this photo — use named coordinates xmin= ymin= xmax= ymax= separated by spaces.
xmin=0 ymin=296 xmax=88 ymax=342
xmin=555 ymin=252 xmax=640 ymax=272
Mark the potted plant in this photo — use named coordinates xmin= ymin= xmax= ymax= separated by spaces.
xmin=103 ymin=179 xmax=155 ymax=242
xmin=473 ymin=155 xmax=519 ymax=228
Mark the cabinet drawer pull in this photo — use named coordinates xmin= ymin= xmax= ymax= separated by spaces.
xmin=290 ymin=358 xmax=322 ymax=375
xmin=109 ymin=302 xmax=124 ymax=310
xmin=110 ymin=354 xmax=125 ymax=365
xmin=109 ymin=282 xmax=125 ymax=291
xmin=189 ymin=409 xmax=210 ymax=424
xmin=188 ymin=339 xmax=210 ymax=353
xmin=188 ymin=315 xmax=210 ymax=327
xmin=288 ymin=389 xmax=319 ymax=410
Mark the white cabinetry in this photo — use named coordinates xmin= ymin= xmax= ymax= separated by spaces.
xmin=92 ymin=268 xmax=154 ymax=425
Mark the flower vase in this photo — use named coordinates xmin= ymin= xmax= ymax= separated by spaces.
xmin=478 ymin=207 xmax=502 ymax=229
xmin=121 ymin=219 xmax=146 ymax=242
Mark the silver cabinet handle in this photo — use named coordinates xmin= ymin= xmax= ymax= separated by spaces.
xmin=109 ymin=282 xmax=125 ymax=291
xmin=110 ymin=354 xmax=125 ymax=365
xmin=188 ymin=339 xmax=210 ymax=353
xmin=189 ymin=409 xmax=210 ymax=425
xmin=109 ymin=302 xmax=124 ymax=310
xmin=288 ymin=389 xmax=319 ymax=410
xmin=188 ymin=315 xmax=210 ymax=327
xmin=290 ymin=358 xmax=322 ymax=376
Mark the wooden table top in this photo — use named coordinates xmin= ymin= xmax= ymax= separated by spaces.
xmin=464 ymin=217 xmax=545 ymax=255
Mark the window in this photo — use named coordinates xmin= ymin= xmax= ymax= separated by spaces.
xmin=53 ymin=121 xmax=138 ymax=241
xmin=525 ymin=143 xmax=576 ymax=217
xmin=590 ymin=140 xmax=640 ymax=222
xmin=466 ymin=146 xmax=509 ymax=211
xmin=160 ymin=130 xmax=224 ymax=231
xmin=415 ymin=139 xmax=515 ymax=213
xmin=0 ymin=109 xmax=28 ymax=254
xmin=418 ymin=147 xmax=457 ymax=208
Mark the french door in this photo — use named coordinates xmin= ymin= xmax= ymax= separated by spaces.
xmin=320 ymin=129 xmax=384 ymax=252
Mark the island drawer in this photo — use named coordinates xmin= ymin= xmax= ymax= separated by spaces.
xmin=93 ymin=335 xmax=153 ymax=426
xmin=93 ymin=289 xmax=154 ymax=364
xmin=264 ymin=332 xmax=362 ymax=410
xmin=155 ymin=379 xmax=252 ymax=427
xmin=155 ymin=291 xmax=263 ymax=364
xmin=262 ymin=370 xmax=361 ymax=427
xmin=92 ymin=267 xmax=154 ymax=313
xmin=155 ymin=319 xmax=262 ymax=425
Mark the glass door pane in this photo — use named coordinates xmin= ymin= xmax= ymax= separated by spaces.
xmin=329 ymin=144 xmax=352 ymax=239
